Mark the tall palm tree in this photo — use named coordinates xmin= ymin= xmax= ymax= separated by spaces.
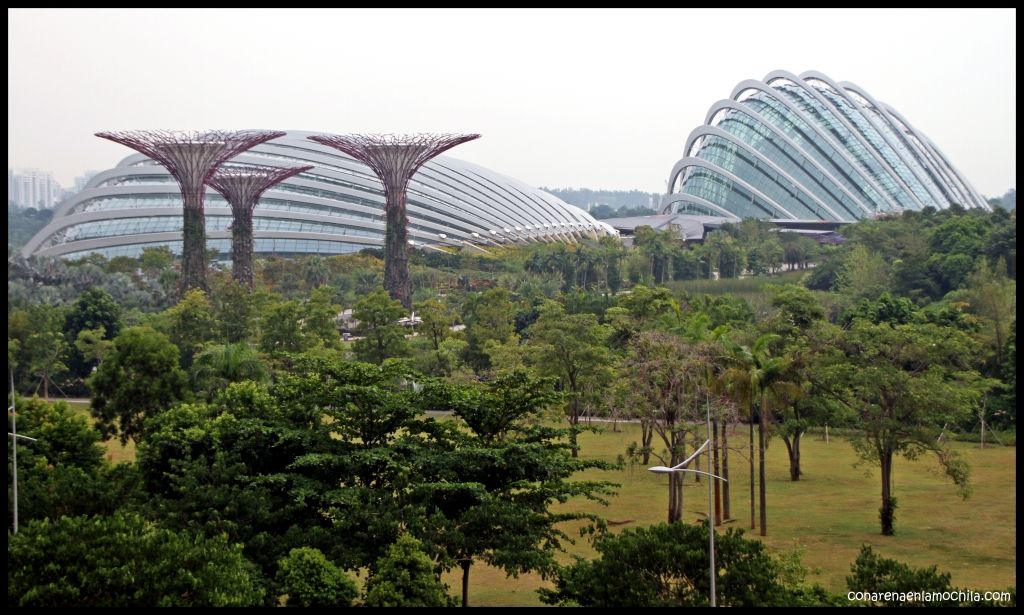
xmin=676 ymin=313 xmax=733 ymax=521
xmin=302 ymin=257 xmax=331 ymax=289
xmin=724 ymin=333 xmax=792 ymax=536
xmin=190 ymin=342 xmax=268 ymax=401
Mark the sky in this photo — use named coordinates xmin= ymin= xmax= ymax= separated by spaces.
xmin=7 ymin=8 xmax=1016 ymax=199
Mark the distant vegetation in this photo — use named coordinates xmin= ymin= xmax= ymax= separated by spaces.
xmin=8 ymin=201 xmax=54 ymax=249
xmin=542 ymin=187 xmax=660 ymax=219
xmin=988 ymin=188 xmax=1016 ymax=211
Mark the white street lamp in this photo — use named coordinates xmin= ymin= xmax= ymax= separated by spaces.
xmin=648 ymin=404 xmax=726 ymax=607
xmin=8 ymin=370 xmax=39 ymax=534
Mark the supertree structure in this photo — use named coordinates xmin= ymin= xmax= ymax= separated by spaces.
xmin=95 ymin=130 xmax=286 ymax=292
xmin=206 ymin=164 xmax=313 ymax=289
xmin=307 ymin=133 xmax=480 ymax=308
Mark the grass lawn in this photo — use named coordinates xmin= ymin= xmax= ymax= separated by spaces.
xmin=61 ymin=400 xmax=1016 ymax=606
xmin=450 ymin=421 xmax=1016 ymax=606
xmin=66 ymin=400 xmax=136 ymax=464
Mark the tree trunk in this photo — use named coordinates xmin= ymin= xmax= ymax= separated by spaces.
xmin=722 ymin=418 xmax=731 ymax=520
xmin=667 ymin=468 xmax=677 ymax=523
xmin=568 ymin=401 xmax=580 ymax=458
xmin=42 ymin=374 xmax=49 ymax=401
xmin=231 ymin=207 xmax=255 ymax=289
xmin=181 ymin=201 xmax=208 ymax=293
xmin=712 ymin=419 xmax=722 ymax=525
xmin=694 ymin=438 xmax=702 ymax=484
xmin=880 ymin=449 xmax=895 ymax=536
xmin=749 ymin=403 xmax=756 ymax=531
xmin=782 ymin=432 xmax=802 ymax=481
xmin=668 ymin=433 xmax=686 ymax=523
xmin=461 ymin=559 xmax=471 ymax=607
xmin=641 ymin=419 xmax=653 ymax=465
xmin=759 ymin=395 xmax=768 ymax=536
xmin=384 ymin=188 xmax=412 ymax=309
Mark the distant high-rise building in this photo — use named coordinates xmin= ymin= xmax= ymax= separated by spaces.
xmin=8 ymin=168 xmax=65 ymax=209
xmin=73 ymin=170 xmax=100 ymax=194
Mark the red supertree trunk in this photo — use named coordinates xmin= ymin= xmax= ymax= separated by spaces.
xmin=384 ymin=186 xmax=412 ymax=306
xmin=307 ymin=133 xmax=480 ymax=308
xmin=207 ymin=164 xmax=312 ymax=289
xmin=230 ymin=208 xmax=255 ymax=288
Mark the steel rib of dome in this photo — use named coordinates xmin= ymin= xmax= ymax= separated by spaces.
xmin=664 ymin=70 xmax=989 ymax=222
xmin=24 ymin=130 xmax=617 ymax=260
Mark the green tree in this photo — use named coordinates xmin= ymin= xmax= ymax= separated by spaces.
xmin=767 ymin=286 xmax=830 ymax=481
xmin=844 ymin=292 xmax=919 ymax=326
xmin=74 ymin=327 xmax=113 ymax=366
xmin=6 ymin=397 xmax=125 ymax=526
xmin=8 ymin=513 xmax=264 ymax=607
xmin=63 ymin=287 xmax=122 ymax=378
xmin=704 ymin=231 xmax=747 ymax=278
xmin=723 ymin=333 xmax=793 ymax=534
xmin=139 ymin=245 xmax=174 ymax=277
xmin=525 ymin=301 xmax=613 ymax=457
xmin=352 ymin=289 xmax=410 ymax=364
xmin=837 ymin=244 xmax=890 ymax=305
xmin=89 ymin=326 xmax=189 ymax=444
xmin=411 ymin=372 xmax=616 ymax=606
xmin=634 ymin=226 xmax=676 ymax=284
xmin=462 ymin=287 xmax=517 ymax=372
xmin=363 ymin=534 xmax=451 ymax=607
xmin=190 ymin=343 xmax=268 ymax=402
xmin=927 ymin=211 xmax=991 ymax=294
xmin=965 ymin=259 xmax=1016 ymax=373
xmin=846 ymin=545 xmax=956 ymax=606
xmin=414 ymin=298 xmax=457 ymax=376
xmin=161 ymin=288 xmax=219 ymax=367
xmin=214 ymin=280 xmax=266 ymax=343
xmin=769 ymin=284 xmax=825 ymax=332
xmin=302 ymin=256 xmax=331 ymax=290
xmin=260 ymin=300 xmax=311 ymax=354
xmin=624 ymin=331 xmax=707 ymax=523
xmin=304 ymin=286 xmax=342 ymax=348
xmin=540 ymin=522 xmax=835 ymax=607
xmin=822 ymin=322 xmax=986 ymax=535
xmin=275 ymin=547 xmax=358 ymax=607
xmin=25 ymin=331 xmax=68 ymax=401
xmin=616 ymin=284 xmax=680 ymax=331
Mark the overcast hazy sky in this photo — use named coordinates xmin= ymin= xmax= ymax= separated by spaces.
xmin=7 ymin=8 xmax=1016 ymax=199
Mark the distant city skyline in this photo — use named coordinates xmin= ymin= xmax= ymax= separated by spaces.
xmin=8 ymin=167 xmax=66 ymax=209
xmin=8 ymin=9 xmax=1016 ymax=198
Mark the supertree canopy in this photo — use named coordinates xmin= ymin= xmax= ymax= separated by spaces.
xmin=95 ymin=129 xmax=285 ymax=292
xmin=307 ymin=133 xmax=480 ymax=308
xmin=206 ymin=164 xmax=313 ymax=288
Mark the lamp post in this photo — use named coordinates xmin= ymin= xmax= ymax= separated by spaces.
xmin=648 ymin=400 xmax=726 ymax=607
xmin=8 ymin=370 xmax=38 ymax=534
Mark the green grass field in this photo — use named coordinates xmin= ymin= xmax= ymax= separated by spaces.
xmin=67 ymin=400 xmax=136 ymax=464
xmin=70 ymin=401 xmax=1015 ymax=606
xmin=447 ymin=422 xmax=1016 ymax=606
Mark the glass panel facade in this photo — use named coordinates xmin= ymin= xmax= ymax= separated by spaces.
xmin=53 ymin=215 xmax=385 ymax=246
xmin=664 ymin=73 xmax=987 ymax=222
xmin=738 ymin=91 xmax=891 ymax=212
xmin=805 ymin=78 xmax=937 ymax=207
xmin=677 ymin=166 xmax=786 ymax=219
xmin=692 ymin=135 xmax=839 ymax=220
xmin=61 ymin=237 xmax=365 ymax=261
xmin=711 ymin=108 xmax=864 ymax=219
xmin=766 ymin=79 xmax=916 ymax=210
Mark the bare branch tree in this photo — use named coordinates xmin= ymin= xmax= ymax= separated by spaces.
xmin=307 ymin=133 xmax=480 ymax=308
xmin=206 ymin=165 xmax=312 ymax=288
xmin=95 ymin=130 xmax=286 ymax=292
